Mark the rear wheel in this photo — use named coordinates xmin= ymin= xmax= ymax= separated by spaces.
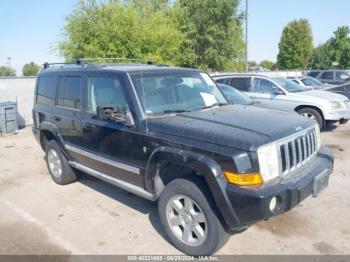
xmin=158 ymin=178 xmax=229 ymax=256
xmin=45 ymin=140 xmax=77 ymax=185
xmin=297 ymin=107 xmax=324 ymax=129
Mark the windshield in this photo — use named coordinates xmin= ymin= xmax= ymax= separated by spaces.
xmin=218 ymin=84 xmax=254 ymax=105
xmin=273 ymin=77 xmax=308 ymax=93
xmin=301 ymin=78 xmax=314 ymax=86
xmin=130 ymin=70 xmax=228 ymax=115
xmin=307 ymin=77 xmax=323 ymax=85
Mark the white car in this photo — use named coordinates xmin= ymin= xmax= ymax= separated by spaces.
xmin=213 ymin=74 xmax=350 ymax=128
xmin=288 ymin=76 xmax=336 ymax=90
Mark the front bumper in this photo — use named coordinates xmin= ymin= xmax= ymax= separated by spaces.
xmin=223 ymin=146 xmax=334 ymax=231
xmin=324 ymin=108 xmax=350 ymax=121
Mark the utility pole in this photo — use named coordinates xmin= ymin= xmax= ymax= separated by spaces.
xmin=245 ymin=0 xmax=248 ymax=72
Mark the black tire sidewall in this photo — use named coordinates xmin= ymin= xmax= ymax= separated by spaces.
xmin=298 ymin=108 xmax=323 ymax=128
xmin=158 ymin=178 xmax=228 ymax=256
xmin=45 ymin=140 xmax=76 ymax=185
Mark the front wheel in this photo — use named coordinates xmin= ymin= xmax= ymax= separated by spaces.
xmin=297 ymin=107 xmax=324 ymax=129
xmin=158 ymin=178 xmax=229 ymax=256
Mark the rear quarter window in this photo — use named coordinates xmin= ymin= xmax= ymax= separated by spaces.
xmin=36 ymin=75 xmax=56 ymax=105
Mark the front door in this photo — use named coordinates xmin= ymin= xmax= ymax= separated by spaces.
xmin=79 ymin=72 xmax=144 ymax=187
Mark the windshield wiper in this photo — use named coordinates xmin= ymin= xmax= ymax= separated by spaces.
xmin=200 ymin=102 xmax=228 ymax=110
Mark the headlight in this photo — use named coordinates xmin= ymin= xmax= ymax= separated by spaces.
xmin=257 ymin=142 xmax=280 ymax=182
xmin=328 ymin=101 xmax=343 ymax=110
xmin=315 ymin=124 xmax=321 ymax=150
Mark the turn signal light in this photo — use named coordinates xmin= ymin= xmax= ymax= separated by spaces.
xmin=224 ymin=171 xmax=263 ymax=186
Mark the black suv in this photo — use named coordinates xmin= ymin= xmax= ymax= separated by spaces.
xmin=32 ymin=61 xmax=334 ymax=255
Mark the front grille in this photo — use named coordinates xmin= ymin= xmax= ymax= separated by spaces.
xmin=279 ymin=127 xmax=319 ymax=175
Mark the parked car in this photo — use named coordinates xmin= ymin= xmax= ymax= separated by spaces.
xmin=288 ymin=76 xmax=335 ymax=90
xmin=217 ymin=83 xmax=294 ymax=112
xmin=33 ymin=61 xmax=334 ymax=256
xmin=308 ymin=70 xmax=350 ymax=85
xmin=213 ymin=74 xmax=350 ymax=128
xmin=324 ymin=82 xmax=350 ymax=100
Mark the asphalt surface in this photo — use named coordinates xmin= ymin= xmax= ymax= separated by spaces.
xmin=0 ymin=124 xmax=349 ymax=255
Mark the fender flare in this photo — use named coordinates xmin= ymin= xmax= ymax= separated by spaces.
xmin=144 ymin=146 xmax=241 ymax=230
xmin=39 ymin=121 xmax=68 ymax=158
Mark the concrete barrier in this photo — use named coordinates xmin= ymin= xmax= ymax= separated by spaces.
xmin=0 ymin=77 xmax=36 ymax=126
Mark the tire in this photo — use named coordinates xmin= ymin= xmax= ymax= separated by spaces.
xmin=45 ymin=140 xmax=77 ymax=185
xmin=158 ymin=177 xmax=229 ymax=256
xmin=297 ymin=107 xmax=324 ymax=129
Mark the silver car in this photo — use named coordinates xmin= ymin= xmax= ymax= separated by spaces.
xmin=213 ymin=74 xmax=350 ymax=128
xmin=288 ymin=76 xmax=335 ymax=90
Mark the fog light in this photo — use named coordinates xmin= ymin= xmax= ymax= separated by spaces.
xmin=269 ymin=197 xmax=277 ymax=212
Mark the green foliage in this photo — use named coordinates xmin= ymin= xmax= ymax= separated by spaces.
xmin=277 ymin=19 xmax=313 ymax=70
xmin=248 ymin=61 xmax=257 ymax=67
xmin=22 ymin=62 xmax=41 ymax=76
xmin=309 ymin=26 xmax=350 ymax=69
xmin=59 ymin=0 xmax=184 ymax=65
xmin=175 ymin=0 xmax=245 ymax=71
xmin=0 ymin=66 xmax=16 ymax=77
xmin=59 ymin=0 xmax=245 ymax=71
xmin=259 ymin=60 xmax=274 ymax=70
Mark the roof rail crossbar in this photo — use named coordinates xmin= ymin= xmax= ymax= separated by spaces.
xmin=43 ymin=62 xmax=79 ymax=69
xmin=76 ymin=57 xmax=154 ymax=65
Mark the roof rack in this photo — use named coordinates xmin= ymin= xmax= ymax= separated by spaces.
xmin=43 ymin=58 xmax=155 ymax=70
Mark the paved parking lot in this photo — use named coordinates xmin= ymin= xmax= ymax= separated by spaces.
xmin=0 ymin=124 xmax=349 ymax=255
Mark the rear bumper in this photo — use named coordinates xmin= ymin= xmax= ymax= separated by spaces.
xmin=222 ymin=146 xmax=333 ymax=232
xmin=32 ymin=126 xmax=40 ymax=144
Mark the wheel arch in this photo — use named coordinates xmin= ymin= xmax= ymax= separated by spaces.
xmin=39 ymin=121 xmax=66 ymax=155
xmin=144 ymin=146 xmax=241 ymax=231
xmin=295 ymin=105 xmax=325 ymax=122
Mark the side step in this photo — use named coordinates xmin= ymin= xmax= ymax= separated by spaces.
xmin=69 ymin=161 xmax=157 ymax=201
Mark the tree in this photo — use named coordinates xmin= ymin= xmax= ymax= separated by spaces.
xmin=22 ymin=62 xmax=41 ymax=76
xmin=175 ymin=0 xmax=245 ymax=71
xmin=277 ymin=19 xmax=313 ymax=69
xmin=309 ymin=44 xmax=333 ymax=69
xmin=309 ymin=26 xmax=350 ymax=69
xmin=259 ymin=60 xmax=274 ymax=70
xmin=59 ymin=0 xmax=184 ymax=66
xmin=0 ymin=66 xmax=16 ymax=77
xmin=59 ymin=0 xmax=245 ymax=71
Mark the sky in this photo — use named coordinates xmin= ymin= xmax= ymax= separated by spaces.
xmin=0 ymin=0 xmax=349 ymax=75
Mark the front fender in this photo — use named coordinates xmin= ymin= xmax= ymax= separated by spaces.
xmin=145 ymin=146 xmax=242 ymax=232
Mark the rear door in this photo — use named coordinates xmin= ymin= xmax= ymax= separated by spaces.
xmin=53 ymin=72 xmax=84 ymax=160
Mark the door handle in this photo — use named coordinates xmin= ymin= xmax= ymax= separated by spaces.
xmin=83 ymin=123 xmax=96 ymax=130
xmin=54 ymin=116 xmax=62 ymax=121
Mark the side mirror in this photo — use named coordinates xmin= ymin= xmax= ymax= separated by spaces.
xmin=273 ymin=89 xmax=285 ymax=95
xmin=97 ymin=106 xmax=134 ymax=127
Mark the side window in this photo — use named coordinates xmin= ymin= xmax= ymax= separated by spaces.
xmin=335 ymin=72 xmax=350 ymax=81
xmin=36 ymin=76 xmax=55 ymax=105
xmin=215 ymin=78 xmax=229 ymax=85
xmin=86 ymin=76 xmax=128 ymax=114
xmin=229 ymin=77 xmax=251 ymax=91
xmin=308 ymin=71 xmax=319 ymax=78
xmin=251 ymin=79 xmax=277 ymax=94
xmin=320 ymin=72 xmax=334 ymax=80
xmin=57 ymin=76 xmax=82 ymax=110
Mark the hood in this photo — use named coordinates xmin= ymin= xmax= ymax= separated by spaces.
xmin=147 ymin=105 xmax=314 ymax=152
xmin=253 ymin=102 xmax=294 ymax=113
xmin=300 ymin=90 xmax=348 ymax=102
